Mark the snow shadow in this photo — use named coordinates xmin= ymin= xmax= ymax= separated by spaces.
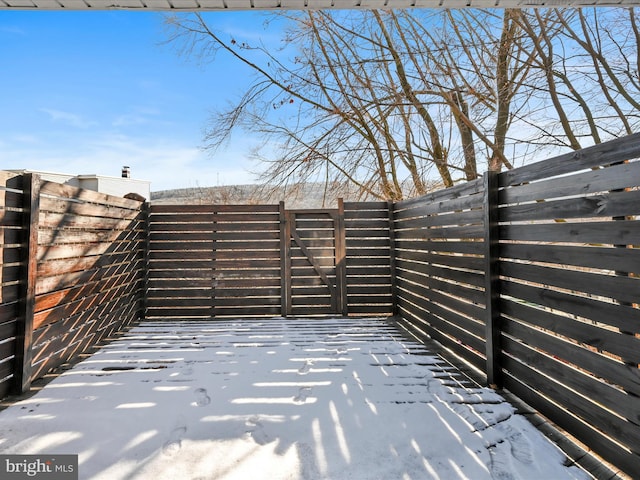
xmin=0 ymin=318 xmax=589 ymax=480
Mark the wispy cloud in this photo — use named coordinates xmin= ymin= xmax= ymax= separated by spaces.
xmin=40 ymin=108 xmax=98 ymax=129
xmin=0 ymin=131 xmax=258 ymax=192
xmin=0 ymin=25 xmax=26 ymax=35
xmin=112 ymin=107 xmax=162 ymax=127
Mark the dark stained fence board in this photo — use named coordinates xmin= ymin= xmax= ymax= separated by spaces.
xmin=500 ymin=221 xmax=640 ymax=245
xmin=501 ymin=335 xmax=640 ymax=427
xmin=500 ymin=160 xmax=640 ymax=205
xmin=0 ymin=172 xmax=26 ymax=396
xmin=500 ymin=243 xmax=640 ymax=274
xmin=501 ymin=188 xmax=640 ymax=222
xmin=501 ymin=279 xmax=640 ymax=333
xmin=503 ymin=370 xmax=640 ymax=476
xmin=498 ymin=132 xmax=640 ymax=187
xmin=502 ymin=297 xmax=640 ymax=364
xmin=24 ymin=177 xmax=146 ymax=385
xmin=391 ymin=136 xmax=640 ymax=478
xmin=501 ymin=261 xmax=640 ymax=306
xmin=502 ymin=315 xmax=640 ymax=398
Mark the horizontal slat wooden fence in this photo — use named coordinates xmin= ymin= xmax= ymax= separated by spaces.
xmin=0 ymin=172 xmax=146 ymax=395
xmin=0 ymin=172 xmax=28 ymax=399
xmin=496 ymin=138 xmax=640 ymax=476
xmin=393 ymin=179 xmax=486 ymax=372
xmin=344 ymin=201 xmax=393 ymax=316
xmin=147 ymin=204 xmax=283 ymax=319
xmin=3 ymin=133 xmax=640 ymax=477
xmin=394 ymin=133 xmax=640 ymax=477
xmin=147 ymin=202 xmax=394 ymax=319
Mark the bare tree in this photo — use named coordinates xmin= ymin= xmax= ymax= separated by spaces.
xmin=165 ymin=7 xmax=640 ymax=199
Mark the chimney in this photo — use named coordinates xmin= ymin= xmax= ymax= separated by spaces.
xmin=122 ymin=166 xmax=131 ymax=179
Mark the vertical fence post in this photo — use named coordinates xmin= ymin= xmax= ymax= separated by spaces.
xmin=211 ymin=205 xmax=218 ymax=319
xmin=335 ymin=198 xmax=348 ymax=316
xmin=387 ymin=200 xmax=398 ymax=317
xmin=279 ymin=201 xmax=289 ymax=317
xmin=483 ymin=170 xmax=502 ymax=389
xmin=141 ymin=201 xmax=150 ymax=323
xmin=13 ymin=173 xmax=40 ymax=395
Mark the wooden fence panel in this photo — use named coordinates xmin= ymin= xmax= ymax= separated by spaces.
xmin=147 ymin=204 xmax=283 ymax=319
xmin=496 ymin=136 xmax=640 ymax=475
xmin=344 ymin=202 xmax=392 ymax=316
xmin=391 ymin=133 xmax=640 ymax=477
xmin=0 ymin=172 xmax=26 ymax=398
xmin=394 ymin=177 xmax=486 ymax=370
xmin=0 ymin=172 xmax=146 ymax=395
xmin=31 ymin=181 xmax=145 ymax=385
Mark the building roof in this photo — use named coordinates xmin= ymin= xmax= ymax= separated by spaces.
xmin=0 ymin=0 xmax=634 ymax=9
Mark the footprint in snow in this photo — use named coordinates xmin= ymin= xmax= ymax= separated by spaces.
xmin=245 ymin=416 xmax=272 ymax=445
xmin=162 ymin=421 xmax=188 ymax=456
xmin=488 ymin=442 xmax=516 ymax=480
xmin=194 ymin=388 xmax=211 ymax=407
xmin=298 ymin=361 xmax=313 ymax=375
xmin=293 ymin=387 xmax=313 ymax=404
xmin=499 ymin=423 xmax=533 ymax=465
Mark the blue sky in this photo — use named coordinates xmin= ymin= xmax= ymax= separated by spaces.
xmin=1 ymin=11 xmax=277 ymax=191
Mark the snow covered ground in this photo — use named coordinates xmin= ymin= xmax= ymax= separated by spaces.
xmin=0 ymin=318 xmax=590 ymax=480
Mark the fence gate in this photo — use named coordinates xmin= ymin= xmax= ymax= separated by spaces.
xmin=282 ymin=205 xmax=347 ymax=317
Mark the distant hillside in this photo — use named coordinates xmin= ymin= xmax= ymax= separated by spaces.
xmin=151 ymin=182 xmax=373 ymax=209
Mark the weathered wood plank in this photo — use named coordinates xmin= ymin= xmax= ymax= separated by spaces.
xmin=397 ymin=250 xmax=483 ymax=271
xmin=345 ymin=256 xmax=391 ymax=267
xmin=343 ymin=201 xmax=389 ymax=210
xmin=501 ymin=160 xmax=640 ymax=205
xmin=345 ymin=247 xmax=391 ymax=257
xmin=396 ymin=268 xmax=485 ymax=305
xmin=397 ymin=276 xmax=485 ymax=321
xmin=34 ymin=273 xmax=143 ymax=329
xmin=502 ymin=334 xmax=640 ymax=424
xmin=345 ymin=237 xmax=389 ymax=248
xmin=502 ymin=297 xmax=640 ymax=364
xmin=498 ymin=132 xmax=640 ymax=187
xmin=395 ymin=224 xmax=484 ymax=240
xmin=347 ymin=285 xmax=392 ymax=295
xmin=396 ymin=281 xmax=485 ymax=341
xmin=214 ymin=287 xmax=280 ymax=298
xmin=14 ymin=173 xmax=39 ymax=394
xmin=346 ymin=266 xmax=392 ymax=277
xmin=501 ymin=189 xmax=640 ymax=222
xmin=395 ymin=239 xmax=484 ymax=255
xmin=214 ymin=231 xmax=281 ymax=241
xmin=396 ymin=304 xmax=486 ymax=372
xmin=503 ymin=370 xmax=640 ymax=478
xmin=148 ymin=278 xmax=212 ymax=289
xmin=501 ymin=345 xmax=640 ymax=451
xmin=214 ymin=297 xmax=281 ymax=307
xmin=395 ymin=177 xmax=484 ymax=210
xmin=501 ymin=279 xmax=640 ymax=332
xmin=215 ymin=277 xmax=281 ymax=288
xmin=500 ymin=221 xmax=640 ymax=245
xmin=500 ymin=261 xmax=640 ymax=305
xmin=40 ymin=196 xmax=142 ymax=220
xmin=393 ymin=209 xmax=484 ymax=230
xmin=502 ymin=317 xmax=640 ymax=397
xmin=40 ymin=180 xmax=143 ymax=209
xmin=500 ymin=243 xmax=640 ymax=273
xmin=213 ymin=306 xmax=281 ymax=317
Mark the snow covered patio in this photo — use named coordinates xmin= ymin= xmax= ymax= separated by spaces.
xmin=0 ymin=317 xmax=588 ymax=480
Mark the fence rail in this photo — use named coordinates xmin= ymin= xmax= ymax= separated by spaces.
xmin=2 ymin=132 xmax=640 ymax=477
